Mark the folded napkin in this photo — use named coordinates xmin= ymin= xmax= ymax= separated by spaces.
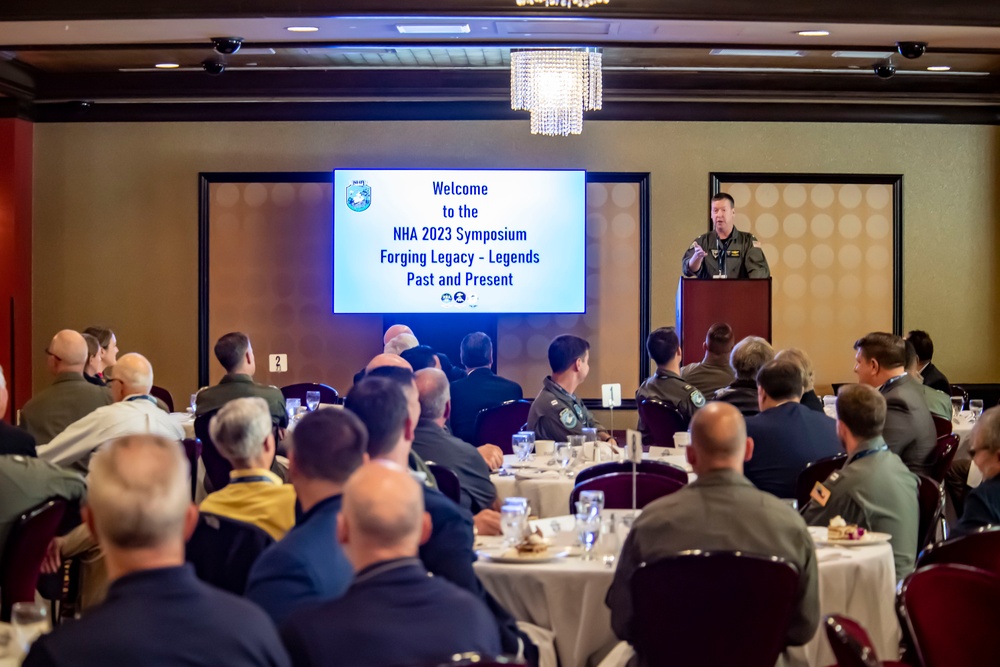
xmin=515 ymin=469 xmax=563 ymax=481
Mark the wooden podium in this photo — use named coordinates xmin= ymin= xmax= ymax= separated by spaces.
xmin=676 ymin=278 xmax=772 ymax=366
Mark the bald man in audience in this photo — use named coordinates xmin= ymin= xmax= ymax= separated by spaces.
xmin=38 ymin=353 xmax=183 ymax=473
xmin=24 ymin=435 xmax=290 ymax=667
xmin=352 ymin=325 xmax=415 ymax=387
xmin=280 ymin=463 xmax=500 ymax=667
xmin=200 ymin=397 xmax=296 ymax=541
xmin=607 ymin=403 xmax=819 ymax=659
xmin=20 ymin=330 xmax=112 ymax=446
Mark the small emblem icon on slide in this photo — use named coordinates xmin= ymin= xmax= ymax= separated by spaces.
xmin=453 ymin=292 xmax=466 ymax=304
xmin=346 ymin=183 xmax=371 ymax=212
xmin=440 ymin=293 xmax=453 ymax=305
xmin=467 ymin=294 xmax=479 ymax=307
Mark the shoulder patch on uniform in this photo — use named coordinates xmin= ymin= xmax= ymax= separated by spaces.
xmin=559 ymin=408 xmax=578 ymax=428
xmin=810 ymin=481 xmax=831 ymax=507
xmin=691 ymin=389 xmax=706 ymax=408
xmin=752 ymin=236 xmax=762 ymax=248
xmin=573 ymin=404 xmax=584 ymax=418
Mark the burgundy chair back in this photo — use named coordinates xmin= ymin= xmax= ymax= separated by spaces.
xmin=916 ymin=475 xmax=945 ymax=553
xmin=795 ymin=453 xmax=848 ymax=510
xmin=182 ymin=438 xmax=203 ymax=500
xmin=473 ymin=400 xmax=532 ymax=453
xmin=185 ymin=513 xmax=275 ymax=595
xmin=0 ymin=499 xmax=69 ymax=622
xmin=926 ymin=433 xmax=959 ymax=483
xmin=150 ymin=385 xmax=175 ymax=412
xmin=899 ymin=564 xmax=1000 ymax=667
xmin=917 ymin=526 xmax=1000 ymax=575
xmin=930 ymin=415 xmax=952 ymax=439
xmin=574 ymin=460 xmax=688 ymax=487
xmin=427 ymin=464 xmax=461 ymax=505
xmin=280 ymin=383 xmax=339 ymax=405
xmin=194 ymin=410 xmax=233 ymax=492
xmin=823 ymin=615 xmax=882 ymax=667
xmin=568 ymin=472 xmax=684 ymax=514
xmin=636 ymin=398 xmax=688 ymax=447
xmin=629 ymin=552 xmax=799 ymax=667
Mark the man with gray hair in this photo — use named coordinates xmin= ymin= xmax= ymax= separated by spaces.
xmin=24 ymin=435 xmax=290 ymax=667
xmin=38 ymin=353 xmax=183 ymax=473
xmin=951 ymin=407 xmax=1000 ymax=536
xmin=384 ymin=332 xmax=419 ymax=356
xmin=412 ymin=368 xmax=499 ymax=516
xmin=20 ymin=330 xmax=112 ymax=446
xmin=200 ymin=397 xmax=296 ymax=541
xmin=1 ymin=363 xmax=37 ymax=456
xmin=711 ymin=335 xmax=775 ymax=417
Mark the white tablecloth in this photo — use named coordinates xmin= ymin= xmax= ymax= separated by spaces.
xmin=0 ymin=623 xmax=25 ymax=667
xmin=475 ymin=515 xmax=900 ymax=667
xmin=169 ymin=411 xmax=196 ymax=439
xmin=952 ymin=413 xmax=975 ymax=459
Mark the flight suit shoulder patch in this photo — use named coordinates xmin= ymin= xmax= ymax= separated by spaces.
xmin=691 ymin=389 xmax=706 ymax=408
xmin=559 ymin=408 xmax=578 ymax=428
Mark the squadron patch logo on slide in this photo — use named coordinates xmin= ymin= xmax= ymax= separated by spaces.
xmin=346 ymin=182 xmax=372 ymax=212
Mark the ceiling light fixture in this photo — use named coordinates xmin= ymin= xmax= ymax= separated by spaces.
xmin=154 ymin=63 xmax=180 ymax=69
xmin=796 ymin=30 xmax=830 ymax=37
xmin=511 ymin=48 xmax=602 ymax=136
xmin=927 ymin=65 xmax=951 ymax=72
xmin=286 ymin=26 xmax=319 ymax=32
xmin=711 ymin=49 xmax=804 ymax=57
xmin=395 ymin=24 xmax=471 ymax=34
xmin=832 ymin=51 xmax=894 ymax=59
xmin=515 ymin=0 xmax=609 ymax=7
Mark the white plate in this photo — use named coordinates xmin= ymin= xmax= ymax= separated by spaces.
xmin=476 ymin=547 xmax=570 ymax=564
xmin=809 ymin=526 xmax=892 ymax=546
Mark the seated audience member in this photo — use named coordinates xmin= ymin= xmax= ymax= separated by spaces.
xmin=1 ymin=364 xmax=37 ymax=456
xmin=0 ymin=453 xmax=85 ymax=557
xmin=280 ymin=463 xmax=501 ymax=666
xmin=905 ymin=329 xmax=950 ymax=394
xmin=904 ymin=341 xmax=951 ymax=421
xmin=38 ymin=353 xmax=183 ymax=473
xmin=528 ymin=335 xmax=614 ymax=443
xmin=953 ymin=407 xmax=1000 ymax=536
xmin=775 ymin=348 xmax=823 ymax=412
xmin=20 ymin=330 xmax=112 ymax=446
xmin=606 ymin=402 xmax=819 ymax=656
xmin=246 ymin=409 xmax=367 ymax=625
xmin=351 ymin=324 xmax=413 ymax=386
xmin=449 ymin=332 xmax=523 ymax=444
xmin=384 ymin=332 xmax=419 ymax=357
xmin=744 ymin=360 xmax=841 ymax=499
xmin=23 ymin=435 xmax=290 ymax=667
xmin=680 ymin=322 xmax=736 ymax=395
xmin=413 ymin=368 xmax=499 ymax=513
xmin=200 ymin=397 xmax=296 ymax=541
xmin=81 ymin=326 xmax=119 ymax=381
xmin=400 ymin=344 xmax=440 ymax=372
xmin=81 ymin=334 xmax=106 ymax=387
xmin=711 ymin=336 xmax=775 ymax=417
xmin=345 ymin=377 xmax=532 ymax=662
xmin=435 ymin=350 xmax=467 ymax=382
xmin=853 ymin=332 xmax=936 ymax=476
xmin=636 ymin=327 xmax=705 ymax=441
xmin=196 ymin=332 xmax=288 ymax=429
xmin=802 ymin=384 xmax=919 ymax=580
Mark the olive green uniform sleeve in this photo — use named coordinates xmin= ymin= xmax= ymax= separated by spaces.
xmin=743 ymin=234 xmax=770 ymax=278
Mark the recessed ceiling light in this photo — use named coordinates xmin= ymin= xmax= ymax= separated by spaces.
xmin=832 ymin=51 xmax=894 ymax=59
xmin=286 ymin=26 xmax=319 ymax=32
xmin=796 ymin=30 xmax=830 ymax=37
xmin=710 ymin=49 xmax=804 ymax=57
xmin=154 ymin=63 xmax=180 ymax=69
xmin=927 ymin=65 xmax=951 ymax=72
xmin=395 ymin=24 xmax=471 ymax=34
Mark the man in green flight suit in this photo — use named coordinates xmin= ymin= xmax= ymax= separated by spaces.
xmin=682 ymin=193 xmax=770 ymax=279
xmin=636 ymin=326 xmax=705 ymax=443
xmin=196 ymin=332 xmax=288 ymax=429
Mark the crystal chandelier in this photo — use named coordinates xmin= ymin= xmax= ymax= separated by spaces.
xmin=510 ymin=48 xmax=603 ymax=136
xmin=515 ymin=0 xmax=609 ymax=7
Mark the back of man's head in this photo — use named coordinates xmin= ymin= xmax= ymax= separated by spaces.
xmin=461 ymin=332 xmax=493 ymax=369
xmin=209 ymin=396 xmax=271 ymax=468
xmin=87 ymin=434 xmax=190 ymax=550
xmin=731 ymin=336 xmax=775 ymax=381
xmin=646 ymin=327 xmax=681 ymax=367
xmin=756 ymin=359 xmax=805 ymax=402
xmin=689 ymin=402 xmax=748 ymax=471
xmin=383 ymin=324 xmax=413 ymax=346
xmin=548 ymin=335 xmax=589 ymax=374
xmin=400 ymin=345 xmax=439 ymax=372
xmin=289 ymin=408 xmax=368 ymax=484
xmin=706 ymin=323 xmax=735 ymax=356
xmin=854 ymin=332 xmax=905 ymax=370
xmin=905 ymin=330 xmax=934 ymax=363
xmin=214 ymin=332 xmax=250 ymax=373
xmin=345 ymin=377 xmax=410 ymax=459
xmin=774 ymin=348 xmax=814 ymax=393
xmin=836 ymin=384 xmax=887 ymax=441
xmin=414 ymin=367 xmax=450 ymax=420
xmin=972 ymin=407 xmax=1000 ymax=459
xmin=384 ymin=333 xmax=419 ymax=356
xmin=364 ymin=353 xmax=412 ymax=375
xmin=114 ymin=352 xmax=154 ymax=395
xmin=49 ymin=330 xmax=89 ymax=372
xmin=903 ymin=340 xmax=921 ymax=375
xmin=340 ymin=462 xmax=425 ymax=564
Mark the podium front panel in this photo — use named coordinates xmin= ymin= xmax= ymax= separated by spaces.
xmin=678 ymin=278 xmax=772 ymax=366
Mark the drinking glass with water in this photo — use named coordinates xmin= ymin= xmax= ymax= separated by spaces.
xmin=501 ymin=504 xmax=526 ymax=547
xmin=951 ymin=396 xmax=965 ymax=421
xmin=971 ymin=399 xmax=984 ymax=421
xmin=285 ymin=398 xmax=301 ymax=422
xmin=306 ymin=391 xmax=321 ymax=412
xmin=512 ymin=433 xmax=532 ymax=463
xmin=12 ymin=602 xmax=50 ymax=652
xmin=554 ymin=442 xmax=572 ymax=476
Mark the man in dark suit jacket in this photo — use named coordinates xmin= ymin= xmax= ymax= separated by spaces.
xmin=744 ymin=360 xmax=842 ymax=499
xmin=710 ymin=336 xmax=775 ymax=418
xmin=24 ymin=434 xmax=289 ymax=667
xmin=280 ymin=463 xmax=501 ymax=667
xmin=854 ymin=333 xmax=937 ymax=476
xmin=906 ymin=330 xmax=950 ymax=394
xmin=954 ymin=407 xmax=1000 ymax=536
xmin=450 ymin=332 xmax=523 ymax=444
xmin=1 ymin=365 xmax=36 ymax=456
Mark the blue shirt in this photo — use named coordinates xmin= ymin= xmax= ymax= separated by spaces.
xmin=955 ymin=474 xmax=1000 ymax=537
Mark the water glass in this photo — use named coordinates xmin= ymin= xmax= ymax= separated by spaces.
xmin=581 ymin=427 xmax=598 ymax=443
xmin=554 ymin=442 xmax=572 ymax=475
xmin=579 ymin=490 xmax=605 ymax=517
xmin=971 ymin=399 xmax=984 ymax=421
xmin=517 ymin=431 xmax=536 ymax=461
xmin=501 ymin=505 xmax=526 ymax=547
xmin=951 ymin=396 xmax=965 ymax=421
xmin=285 ymin=398 xmax=301 ymax=421
xmin=575 ymin=512 xmax=601 ymax=559
xmin=189 ymin=393 xmax=198 ymax=414
xmin=512 ymin=433 xmax=532 ymax=462
xmin=504 ymin=497 xmax=530 ymax=515
xmin=12 ymin=601 xmax=50 ymax=652
xmin=306 ymin=391 xmax=321 ymax=412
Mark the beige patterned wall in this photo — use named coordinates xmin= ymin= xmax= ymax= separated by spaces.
xmin=720 ymin=180 xmax=895 ymax=391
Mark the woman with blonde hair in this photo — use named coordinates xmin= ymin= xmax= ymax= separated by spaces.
xmin=775 ymin=347 xmax=824 ymax=412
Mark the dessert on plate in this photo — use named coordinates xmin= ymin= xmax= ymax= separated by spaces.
xmin=515 ymin=529 xmax=549 ymax=555
xmin=827 ymin=515 xmax=866 ymax=541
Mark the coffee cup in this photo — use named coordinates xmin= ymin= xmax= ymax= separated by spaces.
xmin=535 ymin=440 xmax=555 ymax=456
xmin=673 ymin=432 xmax=691 ymax=448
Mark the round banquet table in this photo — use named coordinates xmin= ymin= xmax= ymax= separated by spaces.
xmin=951 ymin=412 xmax=975 ymax=459
xmin=474 ymin=515 xmax=900 ymax=667
xmin=0 ymin=623 xmax=25 ymax=667
xmin=491 ymin=454 xmax=694 ymax=519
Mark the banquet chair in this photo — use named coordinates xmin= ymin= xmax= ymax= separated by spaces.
xmin=573 ymin=460 xmax=688 ymax=487
xmin=930 ymin=415 xmax=952 ymax=439
xmin=795 ymin=453 xmax=848 ymax=511
xmin=185 ymin=513 xmax=275 ymax=595
xmin=473 ymin=400 xmax=532 ymax=453
xmin=915 ymin=475 xmax=945 ymax=553
xmin=636 ymin=398 xmax=687 ymax=447
xmin=629 ymin=551 xmax=799 ymax=667
xmin=0 ymin=498 xmax=69 ymax=621
xmin=281 ymin=382 xmax=339 ymax=405
xmin=948 ymin=385 xmax=968 ymax=409
xmin=916 ymin=525 xmax=1000 ymax=575
xmin=150 ymin=385 xmax=174 ymax=412
xmin=194 ymin=410 xmax=234 ymax=492
xmin=427 ymin=464 xmax=462 ymax=505
xmin=926 ymin=433 xmax=958 ymax=483
xmin=182 ymin=438 xmax=203 ymax=501
xmin=823 ymin=614 xmax=908 ymax=667
xmin=898 ymin=564 xmax=1000 ymax=667
xmin=568 ymin=472 xmax=684 ymax=514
